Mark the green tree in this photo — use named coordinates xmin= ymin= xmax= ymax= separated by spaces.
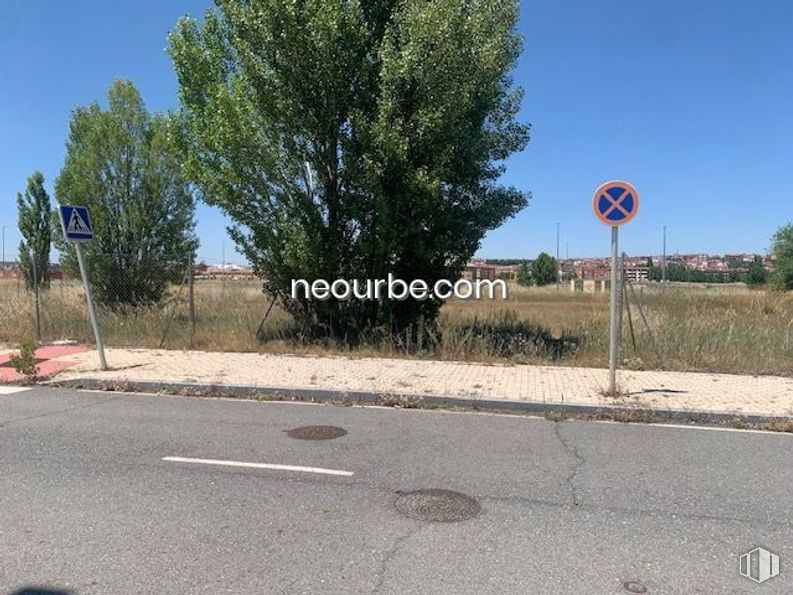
xmin=168 ymin=0 xmax=529 ymax=340
xmin=532 ymin=252 xmax=557 ymax=286
xmin=54 ymin=80 xmax=197 ymax=306
xmin=746 ymin=255 xmax=767 ymax=287
xmin=770 ymin=223 xmax=793 ymax=290
xmin=515 ymin=262 xmax=531 ymax=286
xmin=16 ymin=171 xmax=52 ymax=290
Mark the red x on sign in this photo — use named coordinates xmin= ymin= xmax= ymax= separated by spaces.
xmin=592 ymin=181 xmax=640 ymax=226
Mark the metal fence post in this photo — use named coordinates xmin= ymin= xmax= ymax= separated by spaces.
xmin=188 ymin=253 xmax=196 ymax=348
xmin=31 ymin=249 xmax=41 ymax=343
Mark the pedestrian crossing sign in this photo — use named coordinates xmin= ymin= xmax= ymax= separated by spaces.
xmin=59 ymin=205 xmax=94 ymax=242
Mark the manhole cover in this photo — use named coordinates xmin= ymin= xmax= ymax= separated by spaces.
xmin=623 ymin=581 xmax=647 ymax=594
xmin=394 ymin=489 xmax=481 ymax=522
xmin=286 ymin=425 xmax=347 ymax=440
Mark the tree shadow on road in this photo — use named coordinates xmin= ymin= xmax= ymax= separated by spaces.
xmin=11 ymin=588 xmax=73 ymax=595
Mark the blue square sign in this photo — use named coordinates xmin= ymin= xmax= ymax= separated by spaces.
xmin=59 ymin=205 xmax=93 ymax=242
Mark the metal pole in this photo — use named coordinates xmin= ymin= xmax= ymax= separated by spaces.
xmin=188 ymin=253 xmax=196 ymax=348
xmin=623 ymin=278 xmax=636 ymax=351
xmin=2 ymin=225 xmax=5 ymax=278
xmin=221 ymin=241 xmax=226 ymax=290
xmin=31 ymin=249 xmax=41 ymax=343
xmin=608 ymin=226 xmax=619 ymax=394
xmin=617 ymin=251 xmax=625 ymax=362
xmin=627 ymin=278 xmax=663 ymax=364
xmin=556 ymin=222 xmax=560 ymax=290
xmin=662 ymin=225 xmax=667 ymax=285
xmin=74 ymin=243 xmax=107 ymax=370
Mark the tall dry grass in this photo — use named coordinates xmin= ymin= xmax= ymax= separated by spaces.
xmin=1 ymin=278 xmax=790 ymax=376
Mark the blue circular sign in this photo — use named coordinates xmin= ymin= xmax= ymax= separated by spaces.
xmin=592 ymin=181 xmax=640 ymax=226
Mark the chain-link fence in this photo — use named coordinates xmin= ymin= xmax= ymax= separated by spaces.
xmin=2 ymin=260 xmax=792 ymax=377
xmin=0 ymin=261 xmax=295 ymax=352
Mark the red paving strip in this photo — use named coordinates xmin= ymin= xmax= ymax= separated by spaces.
xmin=0 ymin=344 xmax=89 ymax=383
xmin=34 ymin=345 xmax=89 ymax=359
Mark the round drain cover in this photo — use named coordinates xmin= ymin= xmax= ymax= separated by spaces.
xmin=394 ymin=489 xmax=481 ymax=522
xmin=286 ymin=425 xmax=347 ymax=440
xmin=623 ymin=581 xmax=647 ymax=593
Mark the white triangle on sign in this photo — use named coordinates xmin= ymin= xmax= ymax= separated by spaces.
xmin=66 ymin=209 xmax=90 ymax=234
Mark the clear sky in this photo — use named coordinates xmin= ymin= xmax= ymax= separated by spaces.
xmin=1 ymin=0 xmax=791 ymax=264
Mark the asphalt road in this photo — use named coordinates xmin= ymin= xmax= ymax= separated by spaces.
xmin=1 ymin=387 xmax=791 ymax=594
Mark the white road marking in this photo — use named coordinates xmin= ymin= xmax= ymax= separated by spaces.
xmin=642 ymin=421 xmax=793 ymax=437
xmin=0 ymin=386 xmax=30 ymax=395
xmin=162 ymin=456 xmax=354 ymax=477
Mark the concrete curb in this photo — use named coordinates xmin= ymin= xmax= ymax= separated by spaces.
xmin=48 ymin=377 xmax=793 ymax=426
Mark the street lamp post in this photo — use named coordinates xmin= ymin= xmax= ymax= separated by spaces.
xmin=556 ymin=222 xmax=560 ymax=290
xmin=662 ymin=225 xmax=667 ymax=284
xmin=1 ymin=225 xmax=6 ymax=279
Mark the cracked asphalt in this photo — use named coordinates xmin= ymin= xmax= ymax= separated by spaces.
xmin=2 ymin=387 xmax=792 ymax=594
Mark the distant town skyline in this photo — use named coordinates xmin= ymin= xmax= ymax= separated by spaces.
xmin=1 ymin=1 xmax=791 ymax=265
xmin=475 ymin=250 xmax=773 ymax=269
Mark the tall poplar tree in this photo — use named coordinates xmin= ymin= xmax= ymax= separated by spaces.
xmin=16 ymin=171 xmax=51 ymax=290
xmin=55 ymin=80 xmax=197 ymax=307
xmin=169 ymin=0 xmax=530 ymax=339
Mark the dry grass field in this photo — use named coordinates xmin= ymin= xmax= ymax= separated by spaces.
xmin=1 ymin=278 xmax=791 ymax=376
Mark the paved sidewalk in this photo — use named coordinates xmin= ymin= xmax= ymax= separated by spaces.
xmin=39 ymin=348 xmax=793 ymax=417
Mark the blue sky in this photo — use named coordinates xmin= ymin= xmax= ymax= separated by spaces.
xmin=1 ymin=0 xmax=791 ymax=264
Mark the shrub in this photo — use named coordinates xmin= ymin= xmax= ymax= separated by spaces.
xmin=10 ymin=343 xmax=39 ymax=381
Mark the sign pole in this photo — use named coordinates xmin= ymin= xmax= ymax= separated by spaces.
xmin=74 ymin=242 xmax=107 ymax=371
xmin=608 ymin=226 xmax=619 ymax=394
xmin=592 ymin=180 xmax=639 ymax=395
xmin=59 ymin=204 xmax=107 ymax=371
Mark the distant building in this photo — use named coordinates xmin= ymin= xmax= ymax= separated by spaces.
xmin=463 ymin=261 xmax=497 ymax=281
xmin=196 ymin=265 xmax=256 ymax=281
xmin=460 ymin=252 xmax=772 ymax=284
xmin=570 ymin=278 xmax=610 ymax=293
xmin=724 ymin=253 xmax=753 ymax=268
xmin=623 ymin=266 xmax=649 ymax=282
xmin=0 ymin=264 xmax=64 ymax=281
xmin=0 ymin=264 xmax=18 ymax=279
xmin=492 ymin=264 xmax=519 ymax=280
xmin=575 ymin=264 xmax=610 ymax=280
